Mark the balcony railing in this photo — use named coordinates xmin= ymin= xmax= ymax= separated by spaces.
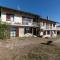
xmin=22 ymin=22 xmax=38 ymax=27
xmin=56 ymin=27 xmax=60 ymax=30
xmin=10 ymin=22 xmax=21 ymax=26
xmin=40 ymin=26 xmax=56 ymax=30
xmin=10 ymin=22 xmax=38 ymax=27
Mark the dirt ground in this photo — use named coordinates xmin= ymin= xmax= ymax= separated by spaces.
xmin=0 ymin=37 xmax=59 ymax=60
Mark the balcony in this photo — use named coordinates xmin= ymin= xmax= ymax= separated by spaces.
xmin=56 ymin=27 xmax=60 ymax=30
xmin=22 ymin=22 xmax=38 ymax=27
xmin=10 ymin=22 xmax=21 ymax=26
xmin=9 ymin=22 xmax=38 ymax=27
xmin=40 ymin=26 xmax=56 ymax=30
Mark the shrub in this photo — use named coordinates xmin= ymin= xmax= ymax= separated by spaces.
xmin=0 ymin=21 xmax=10 ymax=39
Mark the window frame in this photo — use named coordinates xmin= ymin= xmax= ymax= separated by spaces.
xmin=6 ymin=13 xmax=14 ymax=21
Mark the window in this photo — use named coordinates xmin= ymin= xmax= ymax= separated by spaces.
xmin=22 ymin=17 xmax=32 ymax=25
xmin=24 ymin=27 xmax=30 ymax=34
xmin=0 ymin=11 xmax=1 ymax=18
xmin=6 ymin=14 xmax=11 ymax=21
xmin=43 ymin=31 xmax=46 ymax=35
xmin=6 ymin=14 xmax=14 ymax=21
xmin=47 ymin=31 xmax=50 ymax=34
xmin=33 ymin=18 xmax=36 ymax=22
xmin=53 ymin=24 xmax=55 ymax=27
xmin=43 ymin=22 xmax=45 ymax=26
xmin=10 ymin=28 xmax=16 ymax=37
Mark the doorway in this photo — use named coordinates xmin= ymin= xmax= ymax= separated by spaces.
xmin=33 ymin=28 xmax=36 ymax=35
xmin=10 ymin=27 xmax=16 ymax=37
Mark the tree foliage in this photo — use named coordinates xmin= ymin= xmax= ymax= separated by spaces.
xmin=0 ymin=21 xmax=10 ymax=39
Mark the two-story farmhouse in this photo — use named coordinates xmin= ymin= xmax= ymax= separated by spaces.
xmin=56 ymin=25 xmax=60 ymax=35
xmin=39 ymin=18 xmax=57 ymax=38
xmin=0 ymin=6 xmax=57 ymax=38
xmin=0 ymin=6 xmax=39 ymax=37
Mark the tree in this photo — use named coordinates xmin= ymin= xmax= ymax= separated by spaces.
xmin=0 ymin=21 xmax=10 ymax=39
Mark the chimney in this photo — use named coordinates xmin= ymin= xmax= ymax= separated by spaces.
xmin=47 ymin=16 xmax=48 ymax=20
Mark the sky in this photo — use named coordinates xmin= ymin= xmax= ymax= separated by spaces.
xmin=0 ymin=0 xmax=60 ymax=22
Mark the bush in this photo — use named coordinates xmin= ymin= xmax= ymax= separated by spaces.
xmin=0 ymin=21 xmax=10 ymax=39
